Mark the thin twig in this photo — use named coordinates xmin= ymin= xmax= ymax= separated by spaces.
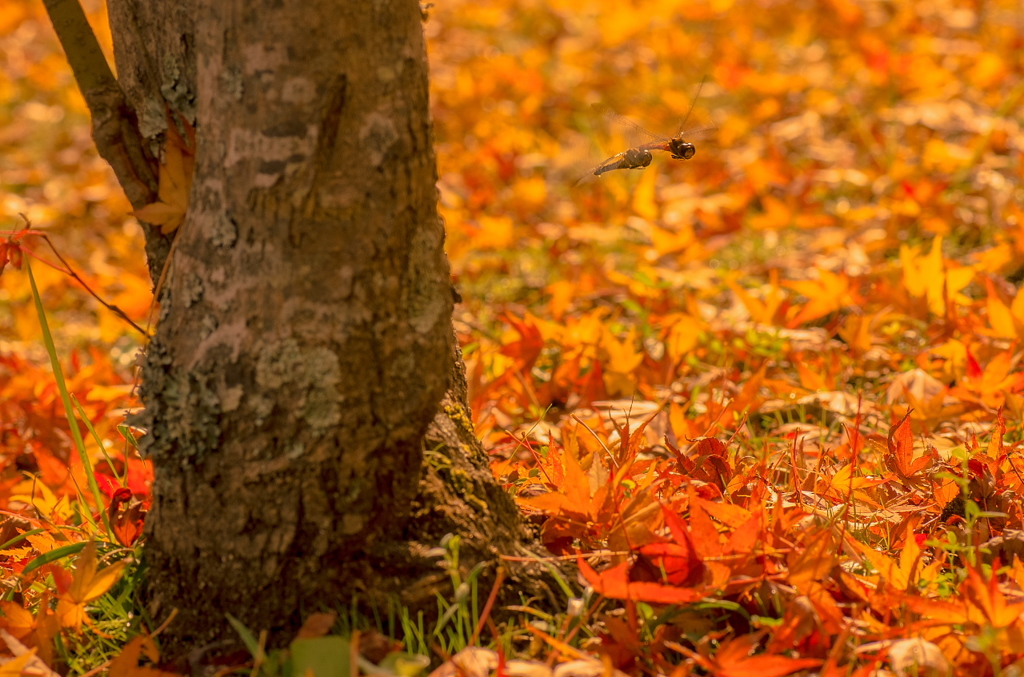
xmin=38 ymin=233 xmax=150 ymax=337
xmin=150 ymin=608 xmax=180 ymax=638
xmin=41 ymin=0 xmax=158 ymax=210
xmin=78 ymin=659 xmax=113 ymax=677
xmin=469 ymin=566 xmax=505 ymax=646
xmin=16 ymin=217 xmax=149 ymax=337
xmin=145 ymin=225 xmax=184 ymax=335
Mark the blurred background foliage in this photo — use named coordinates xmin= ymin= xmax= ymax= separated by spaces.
xmin=2 ymin=0 xmax=1024 ymax=671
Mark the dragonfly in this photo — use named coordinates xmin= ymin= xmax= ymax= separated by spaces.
xmin=576 ymin=78 xmax=714 ymax=184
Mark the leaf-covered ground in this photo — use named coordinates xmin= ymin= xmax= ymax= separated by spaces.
xmin=3 ymin=0 xmax=1024 ymax=674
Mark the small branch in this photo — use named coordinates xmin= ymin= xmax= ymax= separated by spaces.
xmin=14 ymin=216 xmax=150 ymax=337
xmin=469 ymin=566 xmax=505 ymax=646
xmin=39 ymin=234 xmax=150 ymax=337
xmin=42 ymin=0 xmax=158 ymax=210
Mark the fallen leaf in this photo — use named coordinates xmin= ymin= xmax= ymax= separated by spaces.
xmin=55 ymin=542 xmax=128 ymax=630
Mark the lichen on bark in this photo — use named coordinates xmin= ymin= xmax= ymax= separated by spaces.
xmin=71 ymin=0 xmax=538 ymax=650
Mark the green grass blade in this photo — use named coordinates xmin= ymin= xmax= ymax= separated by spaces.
xmin=72 ymin=393 xmax=125 ymax=486
xmin=226 ymin=613 xmax=263 ymax=659
xmin=21 ymin=540 xmax=89 ymax=576
xmin=26 ymin=260 xmax=114 ymax=538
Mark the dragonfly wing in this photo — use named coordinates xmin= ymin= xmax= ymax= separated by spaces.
xmin=678 ymin=120 xmax=717 ymax=141
xmin=574 ymin=167 xmax=602 ymax=186
xmin=590 ymin=104 xmax=667 ymax=150
xmin=554 ymin=131 xmax=607 ymax=185
xmin=574 ymin=154 xmax=624 ymax=185
xmin=672 ymin=75 xmax=718 ymax=141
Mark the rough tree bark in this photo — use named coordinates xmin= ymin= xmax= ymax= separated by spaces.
xmin=45 ymin=0 xmax=533 ymax=647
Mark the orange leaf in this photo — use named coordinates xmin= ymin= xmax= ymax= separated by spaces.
xmin=788 ymin=531 xmax=837 ymax=593
xmin=560 ymin=439 xmax=593 ymax=515
xmin=577 ymin=558 xmax=705 ymax=605
xmin=718 ymin=652 xmax=824 ymax=677
xmin=692 ymin=496 xmax=751 ymax=530
xmin=748 ymin=195 xmax=792 ymax=231
xmin=711 ymin=633 xmax=823 ymax=677
xmin=132 ymin=113 xmax=195 ymax=234
xmin=730 ymin=270 xmax=786 ymax=325
xmin=885 ymin=409 xmax=931 ymax=479
xmin=634 ymin=543 xmax=704 ymax=586
xmin=961 ymin=564 xmax=1024 ymax=628
xmin=0 ymin=603 xmax=34 ymax=642
xmin=636 ymin=505 xmax=705 ymax=586
xmin=725 ymin=511 xmax=762 ymax=556
xmin=785 ymin=270 xmax=853 ymax=326
xmin=499 ymin=313 xmax=545 ymax=371
xmin=687 ymin=489 xmax=723 ymax=559
xmin=296 ymin=612 xmax=338 ymax=639
xmin=108 ymin=488 xmax=147 ymax=547
xmin=110 ymin=636 xmax=182 ymax=677
xmin=8 ymin=596 xmax=60 ymax=668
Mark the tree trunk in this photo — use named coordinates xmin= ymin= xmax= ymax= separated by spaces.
xmin=89 ymin=0 xmax=529 ymax=646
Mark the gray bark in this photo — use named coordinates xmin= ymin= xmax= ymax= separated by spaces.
xmin=91 ymin=0 xmax=531 ymax=646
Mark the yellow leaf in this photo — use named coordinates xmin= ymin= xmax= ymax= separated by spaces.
xmin=25 ymin=532 xmax=59 ymax=556
xmin=828 ymin=464 xmax=883 ymax=506
xmin=987 ymin=289 xmax=1016 ymax=339
xmin=601 ymin=328 xmax=643 ymax=396
xmin=133 ymin=201 xmax=185 ymax=232
xmin=922 ymin=138 xmax=970 ymax=174
xmin=900 ymin=236 xmax=975 ymax=317
xmin=631 ymin=168 xmax=658 ymax=220
xmin=56 ymin=543 xmax=127 ymax=630
xmin=9 ymin=483 xmax=70 ymax=525
xmin=545 ymin=280 xmax=575 ymax=321
xmin=133 ymin=116 xmax=195 ymax=234
xmin=901 ymin=237 xmax=943 ymax=303
xmin=836 ymin=312 xmax=874 ymax=357
xmin=0 ymin=649 xmax=36 ymax=677
xmin=649 ymin=223 xmax=696 ymax=257
xmin=664 ymin=313 xmax=703 ymax=363
xmin=603 ymin=327 xmax=643 ymax=373
xmin=985 ymin=277 xmax=1024 ymax=340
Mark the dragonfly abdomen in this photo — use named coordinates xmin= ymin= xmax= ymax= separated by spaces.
xmin=593 ymin=147 xmax=653 ymax=176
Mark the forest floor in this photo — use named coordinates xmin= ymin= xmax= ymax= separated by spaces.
xmin=2 ymin=0 xmax=1024 ymax=674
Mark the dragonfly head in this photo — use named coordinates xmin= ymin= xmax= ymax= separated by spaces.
xmin=668 ymin=138 xmax=696 ymax=160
